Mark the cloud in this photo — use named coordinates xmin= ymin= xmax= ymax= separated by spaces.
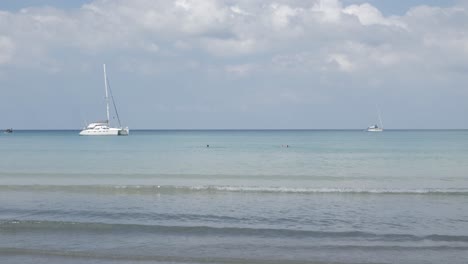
xmin=343 ymin=3 xmax=407 ymax=28
xmin=311 ymin=0 xmax=343 ymax=23
xmin=269 ymin=3 xmax=299 ymax=29
xmin=230 ymin=5 xmax=250 ymax=16
xmin=327 ymin=53 xmax=355 ymax=72
xmin=0 ymin=0 xmax=466 ymax=77
xmin=0 ymin=35 xmax=15 ymax=65
xmin=145 ymin=43 xmax=160 ymax=53
xmin=224 ymin=63 xmax=256 ymax=77
xmin=173 ymin=0 xmax=229 ymax=35
xmin=200 ymin=37 xmax=259 ymax=57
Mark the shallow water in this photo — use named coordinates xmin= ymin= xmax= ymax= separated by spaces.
xmin=1 ymin=130 xmax=468 ymax=263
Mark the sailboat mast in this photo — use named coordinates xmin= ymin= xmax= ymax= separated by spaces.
xmin=103 ymin=64 xmax=110 ymax=125
xmin=106 ymin=78 xmax=122 ymax=128
xmin=378 ymin=109 xmax=384 ymax=129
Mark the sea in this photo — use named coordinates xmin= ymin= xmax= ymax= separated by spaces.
xmin=1 ymin=130 xmax=467 ymax=264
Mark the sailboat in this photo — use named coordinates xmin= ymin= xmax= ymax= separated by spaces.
xmin=367 ymin=108 xmax=384 ymax=132
xmin=79 ymin=64 xmax=129 ymax=136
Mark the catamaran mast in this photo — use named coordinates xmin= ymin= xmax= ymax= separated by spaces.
xmin=107 ymin=77 xmax=122 ymax=128
xmin=377 ymin=107 xmax=384 ymax=129
xmin=103 ymin=64 xmax=110 ymax=125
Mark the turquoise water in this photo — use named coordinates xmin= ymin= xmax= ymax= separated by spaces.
xmin=1 ymin=130 xmax=468 ymax=263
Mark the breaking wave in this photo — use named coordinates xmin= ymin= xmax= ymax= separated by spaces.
xmin=2 ymin=220 xmax=468 ymax=243
xmin=1 ymin=184 xmax=468 ymax=195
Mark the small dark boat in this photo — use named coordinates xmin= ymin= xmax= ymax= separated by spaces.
xmin=4 ymin=128 xmax=13 ymax=134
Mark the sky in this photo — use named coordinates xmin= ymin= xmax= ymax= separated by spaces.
xmin=0 ymin=0 xmax=467 ymax=129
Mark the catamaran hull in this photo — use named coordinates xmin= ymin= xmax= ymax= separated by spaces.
xmin=367 ymin=128 xmax=383 ymax=132
xmin=79 ymin=128 xmax=129 ymax=136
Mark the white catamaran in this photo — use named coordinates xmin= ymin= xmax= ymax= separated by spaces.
xmin=79 ymin=64 xmax=129 ymax=136
xmin=367 ymin=108 xmax=384 ymax=132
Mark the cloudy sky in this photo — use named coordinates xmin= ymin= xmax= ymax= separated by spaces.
xmin=0 ymin=0 xmax=467 ymax=129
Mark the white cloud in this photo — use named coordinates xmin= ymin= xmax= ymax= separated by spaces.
xmin=0 ymin=36 xmax=15 ymax=65
xmin=271 ymin=52 xmax=321 ymax=72
xmin=200 ymin=38 xmax=259 ymax=57
xmin=340 ymin=41 xmax=404 ymax=67
xmin=343 ymin=3 xmax=407 ymax=28
xmin=173 ymin=0 xmax=229 ymax=35
xmin=311 ymin=0 xmax=343 ymax=23
xmin=174 ymin=0 xmax=191 ymax=10
xmin=230 ymin=6 xmax=250 ymax=16
xmin=0 ymin=0 xmax=466 ymax=75
xmin=327 ymin=53 xmax=355 ymax=72
xmin=225 ymin=63 xmax=255 ymax=77
xmin=406 ymin=6 xmax=468 ymax=55
xmin=174 ymin=40 xmax=192 ymax=51
xmin=145 ymin=43 xmax=160 ymax=53
xmin=269 ymin=3 xmax=299 ymax=29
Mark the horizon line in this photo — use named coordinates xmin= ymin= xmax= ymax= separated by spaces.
xmin=4 ymin=128 xmax=468 ymax=131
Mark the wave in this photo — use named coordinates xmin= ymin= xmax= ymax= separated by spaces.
xmin=185 ymin=186 xmax=468 ymax=195
xmin=1 ymin=184 xmax=468 ymax=195
xmin=3 ymin=171 xmax=467 ymax=181
xmin=0 ymin=207 xmax=254 ymax=224
xmin=1 ymin=245 xmax=468 ymax=264
xmin=0 ymin=248 xmax=294 ymax=264
xmin=2 ymin=220 xmax=468 ymax=243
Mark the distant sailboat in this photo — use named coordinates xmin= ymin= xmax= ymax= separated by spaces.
xmin=367 ymin=107 xmax=384 ymax=132
xmin=79 ymin=64 xmax=129 ymax=136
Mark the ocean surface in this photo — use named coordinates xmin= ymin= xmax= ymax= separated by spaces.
xmin=1 ymin=130 xmax=468 ymax=264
